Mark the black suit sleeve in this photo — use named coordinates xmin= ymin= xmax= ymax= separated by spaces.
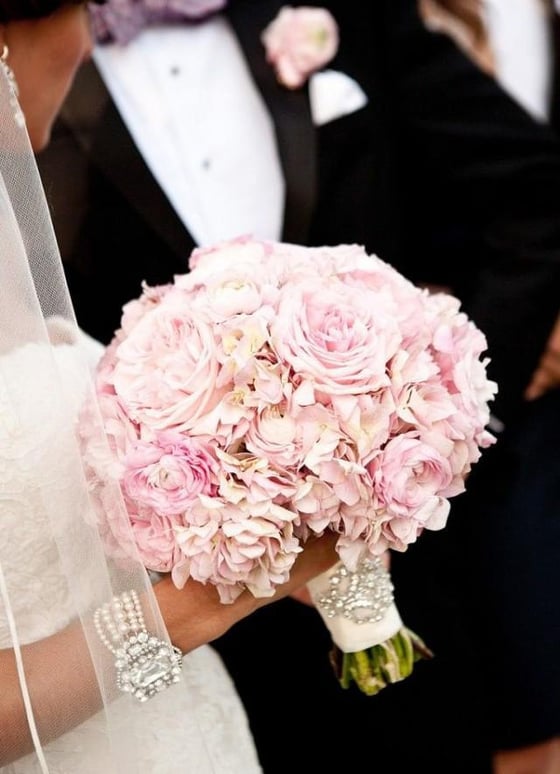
xmin=383 ymin=0 xmax=560 ymax=425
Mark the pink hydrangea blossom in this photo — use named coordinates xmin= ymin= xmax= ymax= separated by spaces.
xmin=173 ymin=495 xmax=302 ymax=602
xmin=82 ymin=236 xmax=497 ymax=602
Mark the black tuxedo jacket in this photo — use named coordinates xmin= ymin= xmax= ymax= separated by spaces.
xmin=38 ymin=0 xmax=378 ymax=341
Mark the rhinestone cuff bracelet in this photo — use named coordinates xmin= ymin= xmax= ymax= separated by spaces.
xmin=94 ymin=589 xmax=183 ymax=702
xmin=314 ymin=557 xmax=394 ymax=625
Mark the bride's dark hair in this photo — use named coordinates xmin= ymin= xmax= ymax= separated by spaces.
xmin=0 ymin=0 xmax=106 ymax=23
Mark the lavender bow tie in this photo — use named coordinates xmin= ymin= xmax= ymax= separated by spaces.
xmin=89 ymin=0 xmax=228 ymax=45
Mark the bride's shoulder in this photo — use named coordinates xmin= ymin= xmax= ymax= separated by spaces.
xmin=0 ymin=321 xmax=101 ymax=438
xmin=46 ymin=315 xmax=105 ymax=367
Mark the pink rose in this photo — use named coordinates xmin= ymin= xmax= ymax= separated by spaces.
xmin=272 ymin=275 xmax=401 ymax=400
xmin=109 ymin=299 xmax=226 ymax=431
xmin=244 ymin=402 xmax=302 ymax=469
xmin=262 ymin=6 xmax=339 ymax=89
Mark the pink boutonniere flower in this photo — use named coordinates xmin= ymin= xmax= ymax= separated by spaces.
xmin=262 ymin=5 xmax=339 ymax=89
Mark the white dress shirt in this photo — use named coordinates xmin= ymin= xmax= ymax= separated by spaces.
xmin=484 ymin=0 xmax=553 ymax=122
xmin=93 ymin=16 xmax=368 ymax=247
xmin=94 ymin=17 xmax=284 ymax=246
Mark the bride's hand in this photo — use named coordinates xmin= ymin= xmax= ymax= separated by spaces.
xmin=154 ymin=531 xmax=339 ymax=653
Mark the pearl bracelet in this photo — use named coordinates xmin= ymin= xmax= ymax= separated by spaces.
xmin=93 ymin=589 xmax=183 ymax=702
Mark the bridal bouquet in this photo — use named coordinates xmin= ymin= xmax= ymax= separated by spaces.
xmin=83 ymin=236 xmax=497 ymax=695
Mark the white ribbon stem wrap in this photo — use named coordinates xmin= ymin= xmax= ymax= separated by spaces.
xmin=307 ymin=559 xmax=403 ymax=654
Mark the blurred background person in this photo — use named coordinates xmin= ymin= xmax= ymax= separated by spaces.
xmin=37 ymin=0 xmax=371 ymax=345
xmin=415 ymin=2 xmax=560 ymax=772
xmin=420 ymin=0 xmax=553 ymax=121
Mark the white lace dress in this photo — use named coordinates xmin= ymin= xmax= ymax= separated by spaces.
xmin=0 ymin=340 xmax=262 ymax=774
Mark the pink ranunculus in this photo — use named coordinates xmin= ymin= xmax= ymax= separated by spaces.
xmin=261 ymin=6 xmax=339 ymax=89
xmin=244 ymin=402 xmax=303 ymax=470
xmin=121 ymin=432 xmax=218 ymax=515
xmin=368 ymin=433 xmax=454 ymax=530
xmin=187 ymin=271 xmax=279 ymax=325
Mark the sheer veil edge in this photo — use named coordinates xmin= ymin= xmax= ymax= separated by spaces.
xmin=0 ymin=64 xmax=213 ymax=773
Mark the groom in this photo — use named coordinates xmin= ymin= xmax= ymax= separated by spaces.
xmin=37 ymin=1 xmax=560 ymax=772
xmin=39 ymin=0 xmax=375 ymax=346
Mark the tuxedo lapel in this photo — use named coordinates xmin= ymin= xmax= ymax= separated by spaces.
xmin=60 ymin=4 xmax=319 ymax=250
xmin=59 ymin=60 xmax=194 ymax=263
xmin=227 ymin=0 xmax=318 ymax=244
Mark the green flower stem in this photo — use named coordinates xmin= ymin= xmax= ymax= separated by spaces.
xmin=331 ymin=627 xmax=434 ymax=697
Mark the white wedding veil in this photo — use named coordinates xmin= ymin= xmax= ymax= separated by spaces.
xmin=0 ymin=64 xmax=215 ymax=772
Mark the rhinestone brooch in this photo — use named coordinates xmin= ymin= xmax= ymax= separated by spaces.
xmin=314 ymin=557 xmax=394 ymax=625
xmin=94 ymin=589 xmax=183 ymax=702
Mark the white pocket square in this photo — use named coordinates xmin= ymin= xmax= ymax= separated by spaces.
xmin=309 ymin=69 xmax=368 ymax=127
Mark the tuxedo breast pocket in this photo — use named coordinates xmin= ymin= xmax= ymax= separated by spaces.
xmin=309 ymin=69 xmax=368 ymax=127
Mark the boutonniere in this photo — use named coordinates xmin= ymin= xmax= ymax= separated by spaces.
xmin=261 ymin=5 xmax=339 ymax=89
